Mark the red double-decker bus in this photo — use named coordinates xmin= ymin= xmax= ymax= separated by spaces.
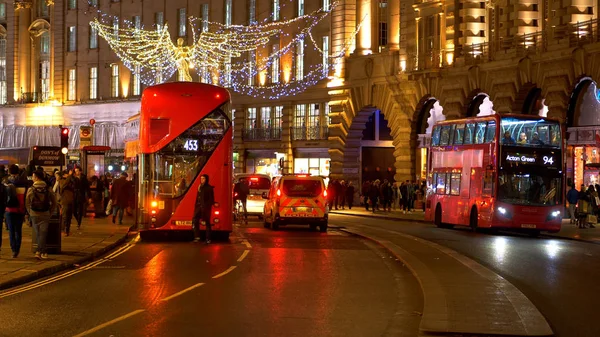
xmin=137 ymin=82 xmax=232 ymax=240
xmin=424 ymin=114 xmax=563 ymax=235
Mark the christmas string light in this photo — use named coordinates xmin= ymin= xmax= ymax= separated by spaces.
xmin=88 ymin=1 xmax=360 ymax=99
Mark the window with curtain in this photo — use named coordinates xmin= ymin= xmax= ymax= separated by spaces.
xmin=39 ymin=0 xmax=49 ymax=16
xmin=378 ymin=0 xmax=388 ymax=48
xmin=225 ymin=0 xmax=232 ymax=26
xmin=68 ymin=26 xmax=76 ymax=52
xmin=298 ymin=0 xmax=304 ymax=16
xmin=111 ymin=64 xmax=119 ymax=98
xmin=0 ymin=39 xmax=6 ymax=104
xmin=156 ymin=12 xmax=164 ymax=31
xmin=295 ymin=39 xmax=304 ymax=81
xmin=322 ymin=36 xmax=329 ymax=77
xmin=274 ymin=106 xmax=283 ymax=129
xmin=178 ymin=8 xmax=187 ymax=37
xmin=68 ymin=69 xmax=76 ymax=101
xmin=323 ymin=0 xmax=330 ymax=11
xmin=308 ymin=103 xmax=320 ymax=127
xmin=246 ymin=108 xmax=257 ymax=129
xmin=294 ymin=104 xmax=306 ymax=127
xmin=68 ymin=0 xmax=76 ymax=10
xmin=113 ymin=17 xmax=119 ymax=40
xmin=90 ymin=0 xmax=98 ymax=7
xmin=0 ymin=4 xmax=6 ymax=20
xmin=133 ymin=65 xmax=141 ymax=96
xmin=272 ymin=0 xmax=279 ymax=21
xmin=133 ymin=15 xmax=141 ymax=29
xmin=248 ymin=0 xmax=256 ymax=24
xmin=89 ymin=25 xmax=98 ymax=49
xmin=40 ymin=33 xmax=50 ymax=101
xmin=89 ymin=67 xmax=98 ymax=100
xmin=260 ymin=107 xmax=271 ymax=128
xmin=201 ymin=4 xmax=209 ymax=32
xmin=271 ymin=44 xmax=280 ymax=83
xmin=224 ymin=58 xmax=232 ymax=87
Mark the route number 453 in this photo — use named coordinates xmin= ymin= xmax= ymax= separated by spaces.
xmin=183 ymin=139 xmax=199 ymax=151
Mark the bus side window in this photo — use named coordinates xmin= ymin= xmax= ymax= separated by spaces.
xmin=435 ymin=173 xmax=446 ymax=194
xmin=483 ymin=169 xmax=494 ymax=196
xmin=448 ymin=125 xmax=456 ymax=145
xmin=450 ymin=172 xmax=461 ymax=195
xmin=454 ymin=124 xmax=465 ymax=145
xmin=445 ymin=173 xmax=452 ymax=195
xmin=475 ymin=122 xmax=487 ymax=144
xmin=485 ymin=121 xmax=496 ymax=143
xmin=464 ymin=123 xmax=475 ymax=145
xmin=432 ymin=126 xmax=441 ymax=146
xmin=440 ymin=126 xmax=451 ymax=146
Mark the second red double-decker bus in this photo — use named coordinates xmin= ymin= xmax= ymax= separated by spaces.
xmin=424 ymin=114 xmax=563 ymax=234
xmin=137 ymin=82 xmax=232 ymax=240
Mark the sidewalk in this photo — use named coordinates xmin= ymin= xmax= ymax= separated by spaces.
xmin=330 ymin=207 xmax=600 ymax=243
xmin=0 ymin=215 xmax=131 ymax=290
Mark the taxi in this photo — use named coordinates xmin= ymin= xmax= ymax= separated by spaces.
xmin=262 ymin=174 xmax=328 ymax=232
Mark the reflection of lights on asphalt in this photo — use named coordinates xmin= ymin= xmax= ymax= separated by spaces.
xmin=493 ymin=237 xmax=508 ymax=262
xmin=545 ymin=241 xmax=561 ymax=259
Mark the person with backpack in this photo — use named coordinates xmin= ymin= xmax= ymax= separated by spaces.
xmin=26 ymin=171 xmax=57 ymax=259
xmin=5 ymin=164 xmax=29 ymax=258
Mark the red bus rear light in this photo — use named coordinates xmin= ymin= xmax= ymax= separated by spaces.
xmin=276 ymin=189 xmax=281 ymax=197
xmin=214 ymin=210 xmax=220 ymax=215
xmin=151 ymin=200 xmax=158 ymax=208
xmin=151 ymin=210 xmax=157 ymax=215
xmin=323 ymin=190 xmax=327 ymax=197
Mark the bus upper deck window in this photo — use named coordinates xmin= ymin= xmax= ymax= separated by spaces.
xmin=463 ymin=123 xmax=475 ymax=145
xmin=432 ymin=126 xmax=441 ymax=146
xmin=440 ymin=125 xmax=451 ymax=146
xmin=454 ymin=124 xmax=465 ymax=145
xmin=475 ymin=122 xmax=487 ymax=144
xmin=485 ymin=121 xmax=496 ymax=143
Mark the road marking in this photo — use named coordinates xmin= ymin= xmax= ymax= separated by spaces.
xmin=0 ymin=235 xmax=139 ymax=299
xmin=160 ymin=283 xmax=205 ymax=302
xmin=242 ymin=240 xmax=252 ymax=249
xmin=71 ymin=309 xmax=145 ymax=337
xmin=237 ymin=249 xmax=250 ymax=262
xmin=212 ymin=266 xmax=236 ymax=279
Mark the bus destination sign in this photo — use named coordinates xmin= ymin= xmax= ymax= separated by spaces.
xmin=504 ymin=152 xmax=558 ymax=167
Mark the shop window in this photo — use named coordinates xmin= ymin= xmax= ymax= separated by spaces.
xmin=485 ymin=121 xmax=496 ymax=143
xmin=464 ymin=123 xmax=475 ymax=145
xmin=475 ymin=122 xmax=486 ymax=144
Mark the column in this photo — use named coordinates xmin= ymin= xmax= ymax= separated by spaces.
xmin=17 ymin=1 xmax=32 ymax=98
xmin=355 ymin=0 xmax=372 ymax=55
xmin=388 ymin=0 xmax=400 ymax=50
xmin=280 ymin=104 xmax=294 ymax=174
xmin=415 ymin=17 xmax=420 ymax=69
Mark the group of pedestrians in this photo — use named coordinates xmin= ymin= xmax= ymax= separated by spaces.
xmin=326 ymin=180 xmax=356 ymax=210
xmin=360 ymin=179 xmax=425 ymax=214
xmin=566 ymin=183 xmax=599 ymax=229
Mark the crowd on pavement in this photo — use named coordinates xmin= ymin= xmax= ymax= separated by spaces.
xmin=566 ymin=182 xmax=600 ymax=229
xmin=0 ymin=162 xmax=134 ymax=260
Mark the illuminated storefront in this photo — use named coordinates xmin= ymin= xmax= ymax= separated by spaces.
xmin=567 ymin=130 xmax=600 ymax=188
xmin=294 ymin=158 xmax=330 ymax=177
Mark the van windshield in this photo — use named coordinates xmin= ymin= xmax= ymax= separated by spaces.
xmin=245 ymin=177 xmax=271 ymax=190
xmin=282 ymin=180 xmax=322 ymax=197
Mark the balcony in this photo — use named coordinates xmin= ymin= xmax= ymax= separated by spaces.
xmin=243 ymin=128 xmax=282 ymax=141
xmin=291 ymin=126 xmax=329 ymax=141
xmin=21 ymin=92 xmax=49 ymax=104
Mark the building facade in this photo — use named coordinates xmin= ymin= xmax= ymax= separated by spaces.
xmin=1 ymin=0 xmax=600 ymax=188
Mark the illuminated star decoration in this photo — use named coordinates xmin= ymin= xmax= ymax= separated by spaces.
xmin=88 ymin=1 xmax=360 ymax=100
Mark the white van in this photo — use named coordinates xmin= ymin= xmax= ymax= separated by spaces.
xmin=234 ymin=174 xmax=271 ymax=219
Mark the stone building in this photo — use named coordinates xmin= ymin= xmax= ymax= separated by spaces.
xmin=0 ymin=0 xmax=599 ymax=187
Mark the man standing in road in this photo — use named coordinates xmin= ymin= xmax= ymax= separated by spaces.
xmin=59 ymin=170 xmax=76 ymax=236
xmin=193 ymin=174 xmax=215 ymax=244
xmin=4 ymin=165 xmax=28 ymax=258
xmin=26 ymin=171 xmax=57 ymax=259
xmin=110 ymin=172 xmax=130 ymax=225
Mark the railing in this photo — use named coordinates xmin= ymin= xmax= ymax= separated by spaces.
xmin=407 ymin=19 xmax=600 ymax=70
xmin=21 ymin=91 xmax=49 ymax=104
xmin=243 ymin=127 xmax=282 ymax=141
xmin=291 ymin=126 xmax=329 ymax=141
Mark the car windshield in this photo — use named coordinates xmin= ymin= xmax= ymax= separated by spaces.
xmin=282 ymin=180 xmax=322 ymax=197
xmin=497 ymin=172 xmax=561 ymax=206
xmin=500 ymin=117 xmax=561 ymax=148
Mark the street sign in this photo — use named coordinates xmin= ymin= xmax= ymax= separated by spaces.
xmin=80 ymin=126 xmax=93 ymax=149
xmin=32 ymin=146 xmax=62 ymax=166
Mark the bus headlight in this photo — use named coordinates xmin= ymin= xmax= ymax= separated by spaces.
xmin=551 ymin=210 xmax=561 ymax=218
xmin=497 ymin=206 xmax=512 ymax=219
xmin=497 ymin=207 xmax=507 ymax=215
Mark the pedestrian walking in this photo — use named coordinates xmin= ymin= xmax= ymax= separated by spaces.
xmin=566 ymin=184 xmax=579 ymax=225
xmin=392 ymin=182 xmax=401 ymax=210
xmin=233 ymin=178 xmax=249 ymax=223
xmin=339 ymin=180 xmax=347 ymax=209
xmin=110 ymin=172 xmax=130 ymax=225
xmin=59 ymin=170 xmax=76 ymax=236
xmin=362 ymin=180 xmax=371 ymax=211
xmin=73 ymin=167 xmax=91 ymax=230
xmin=26 ymin=171 xmax=57 ymax=259
xmin=369 ymin=180 xmax=380 ymax=213
xmin=4 ymin=165 xmax=28 ymax=258
xmin=345 ymin=181 xmax=355 ymax=209
xmin=192 ymin=174 xmax=215 ymax=244
xmin=327 ymin=180 xmax=336 ymax=210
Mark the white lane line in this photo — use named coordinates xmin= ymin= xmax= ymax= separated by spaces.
xmin=71 ymin=309 xmax=145 ymax=337
xmin=212 ymin=266 xmax=236 ymax=279
xmin=160 ymin=283 xmax=205 ymax=302
xmin=237 ymin=249 xmax=250 ymax=262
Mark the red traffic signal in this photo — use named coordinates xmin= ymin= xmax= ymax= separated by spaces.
xmin=62 ymin=128 xmax=69 ymax=135
xmin=60 ymin=127 xmax=69 ymax=149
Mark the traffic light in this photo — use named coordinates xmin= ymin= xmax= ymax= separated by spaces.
xmin=60 ymin=127 xmax=69 ymax=154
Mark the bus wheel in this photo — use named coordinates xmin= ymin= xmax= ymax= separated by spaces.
xmin=435 ymin=205 xmax=444 ymax=228
xmin=469 ymin=208 xmax=478 ymax=232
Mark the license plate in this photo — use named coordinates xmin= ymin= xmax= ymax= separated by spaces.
xmin=521 ymin=224 xmax=536 ymax=229
xmin=295 ymin=207 xmax=312 ymax=212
